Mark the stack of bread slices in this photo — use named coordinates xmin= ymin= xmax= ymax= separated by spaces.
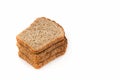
xmin=16 ymin=17 xmax=67 ymax=69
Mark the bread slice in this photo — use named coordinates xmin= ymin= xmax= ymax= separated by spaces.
xmin=18 ymin=43 xmax=67 ymax=69
xmin=16 ymin=17 xmax=65 ymax=53
xmin=17 ymin=38 xmax=67 ymax=63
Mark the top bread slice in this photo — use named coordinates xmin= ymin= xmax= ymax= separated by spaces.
xmin=16 ymin=17 xmax=65 ymax=53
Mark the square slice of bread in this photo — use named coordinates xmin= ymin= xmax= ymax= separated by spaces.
xmin=16 ymin=17 xmax=65 ymax=53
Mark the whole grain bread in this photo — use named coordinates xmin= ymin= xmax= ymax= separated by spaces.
xmin=16 ymin=17 xmax=65 ymax=53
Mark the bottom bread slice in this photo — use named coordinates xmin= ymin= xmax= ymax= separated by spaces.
xmin=18 ymin=44 xmax=67 ymax=68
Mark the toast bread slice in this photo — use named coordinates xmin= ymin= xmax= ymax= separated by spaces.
xmin=16 ymin=17 xmax=65 ymax=53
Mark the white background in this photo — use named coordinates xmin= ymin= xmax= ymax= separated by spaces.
xmin=0 ymin=0 xmax=120 ymax=80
